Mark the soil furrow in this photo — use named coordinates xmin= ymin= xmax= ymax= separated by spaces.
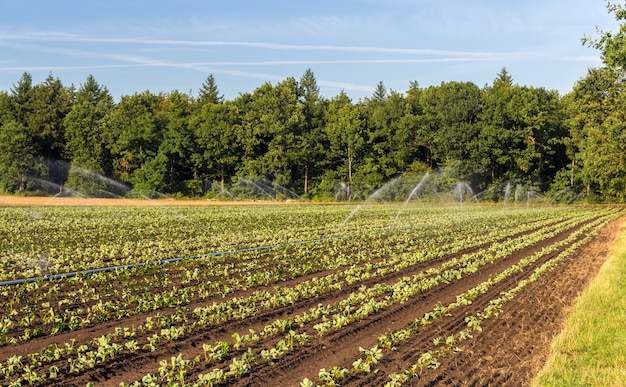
xmin=226 ymin=218 xmax=594 ymax=386
xmin=412 ymin=217 xmax=621 ymax=386
xmin=0 ymin=216 xmax=555 ymax=364
xmin=1 ymin=213 xmax=611 ymax=387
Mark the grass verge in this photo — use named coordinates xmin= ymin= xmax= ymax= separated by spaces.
xmin=533 ymin=219 xmax=626 ymax=386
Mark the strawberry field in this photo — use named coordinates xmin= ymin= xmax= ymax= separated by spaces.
xmin=0 ymin=202 xmax=623 ymax=386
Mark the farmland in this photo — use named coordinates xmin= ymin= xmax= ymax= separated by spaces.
xmin=0 ymin=201 xmax=623 ymax=386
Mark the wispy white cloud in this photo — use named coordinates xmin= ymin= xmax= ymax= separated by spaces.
xmin=0 ymin=31 xmax=498 ymax=57
xmin=4 ymin=28 xmax=601 ymax=66
xmin=0 ymin=40 xmax=166 ymax=66
xmin=175 ymin=57 xmax=495 ymax=66
xmin=560 ymin=55 xmax=603 ymax=63
xmin=0 ymin=35 xmax=498 ymax=78
xmin=318 ymin=79 xmax=375 ymax=94
xmin=1 ymin=32 xmax=597 ymax=69
xmin=0 ymin=58 xmax=376 ymax=95
xmin=0 ymin=0 xmax=608 ymax=101
xmin=0 ymin=64 xmax=136 ymax=72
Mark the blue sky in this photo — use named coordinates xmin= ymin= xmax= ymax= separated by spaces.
xmin=0 ymin=0 xmax=619 ymax=101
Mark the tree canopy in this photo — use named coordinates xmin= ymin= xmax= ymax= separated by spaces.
xmin=1 ymin=1 xmax=626 ymax=205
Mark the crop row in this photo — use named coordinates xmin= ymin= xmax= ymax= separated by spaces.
xmin=1 ymin=209 xmax=570 ymax=358
xmin=0 ymin=208 xmax=569 ymax=347
xmin=0 ymin=206 xmax=619 ymax=385
xmin=123 ymin=212 xmax=614 ymax=386
xmin=0 ymin=205 xmax=566 ymax=279
xmin=1 ymin=204 xmax=431 ymax=278
xmin=380 ymin=218 xmax=614 ymax=386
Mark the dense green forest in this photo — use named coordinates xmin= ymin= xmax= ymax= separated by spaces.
xmin=1 ymin=7 xmax=626 ymax=202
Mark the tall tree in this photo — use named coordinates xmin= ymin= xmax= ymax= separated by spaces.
xmin=297 ymin=68 xmax=327 ymax=195
xmin=9 ymin=72 xmax=35 ymax=126
xmin=103 ymin=91 xmax=164 ymax=188
xmin=564 ymin=67 xmax=620 ymax=190
xmin=27 ymin=74 xmax=73 ymax=189
xmin=418 ymin=81 xmax=482 ymax=178
xmin=63 ymin=75 xmax=114 ymax=194
xmin=516 ymin=86 xmax=567 ymax=189
xmin=583 ymin=1 xmax=626 ymax=70
xmin=157 ymin=90 xmax=196 ymax=192
xmin=360 ymin=88 xmax=408 ymax=186
xmin=238 ymin=78 xmax=304 ymax=191
xmin=324 ymin=91 xmax=364 ymax=199
xmin=197 ymin=74 xmax=223 ymax=107
xmin=478 ymin=69 xmax=567 ymax=190
xmin=566 ymin=67 xmax=626 ymax=199
xmin=574 ymin=2 xmax=626 ymax=200
xmin=372 ymin=81 xmax=387 ymax=102
xmin=2 ymin=73 xmax=42 ymax=191
xmin=401 ymin=81 xmax=433 ymax=169
xmin=0 ymin=120 xmax=44 ymax=192
xmin=477 ymin=68 xmax=521 ymax=183
xmin=192 ymin=101 xmax=242 ymax=192
xmin=583 ymin=97 xmax=626 ymax=201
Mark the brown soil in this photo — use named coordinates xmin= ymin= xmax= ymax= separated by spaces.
xmin=410 ymin=217 xmax=622 ymax=386
xmin=0 ymin=195 xmax=315 ymax=207
xmin=1 ymin=205 xmax=621 ymax=386
xmin=233 ymin=218 xmax=617 ymax=387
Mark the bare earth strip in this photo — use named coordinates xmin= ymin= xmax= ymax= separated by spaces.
xmin=403 ymin=217 xmax=623 ymax=386
xmin=0 ymin=195 xmax=307 ymax=207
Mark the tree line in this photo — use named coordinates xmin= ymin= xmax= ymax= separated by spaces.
xmin=0 ymin=63 xmax=624 ymax=202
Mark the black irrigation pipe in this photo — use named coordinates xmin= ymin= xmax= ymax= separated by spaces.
xmin=0 ymin=226 xmax=415 ymax=287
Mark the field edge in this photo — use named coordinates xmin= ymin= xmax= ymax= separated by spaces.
xmin=532 ymin=218 xmax=626 ymax=386
xmin=0 ymin=195 xmax=317 ymax=207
